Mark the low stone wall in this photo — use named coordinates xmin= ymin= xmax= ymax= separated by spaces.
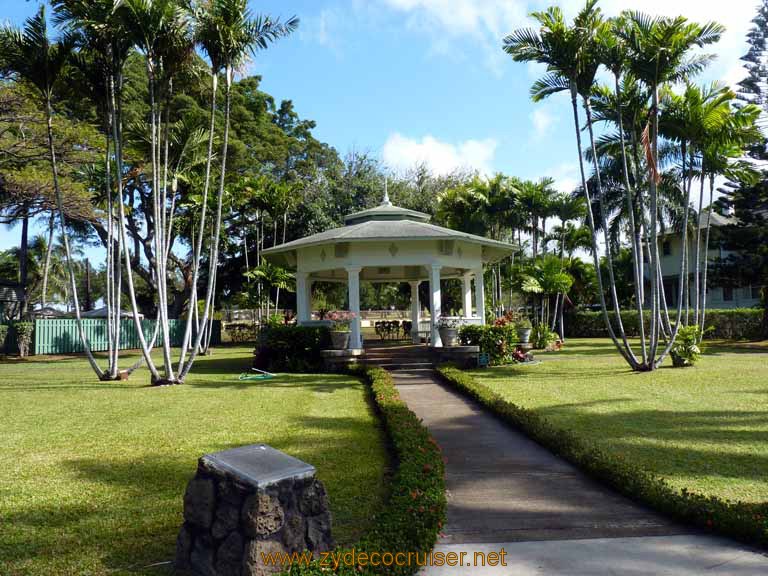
xmin=176 ymin=444 xmax=334 ymax=576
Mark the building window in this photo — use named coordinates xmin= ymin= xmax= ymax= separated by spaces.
xmin=662 ymin=241 xmax=671 ymax=256
xmin=723 ymin=286 xmax=734 ymax=302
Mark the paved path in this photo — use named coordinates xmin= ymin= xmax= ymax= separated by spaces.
xmin=389 ymin=367 xmax=768 ymax=575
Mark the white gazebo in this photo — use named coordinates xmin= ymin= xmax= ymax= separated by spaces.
xmin=262 ymin=193 xmax=516 ymax=349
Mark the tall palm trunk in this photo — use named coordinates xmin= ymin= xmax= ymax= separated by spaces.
xmin=570 ymin=84 xmax=634 ymax=367
xmin=110 ymin=73 xmax=161 ymax=382
xmin=45 ymin=96 xmax=104 ymax=378
xmin=653 ymin=88 xmax=691 ymax=368
xmin=693 ymin=163 xmax=706 ymax=326
xmin=613 ymin=73 xmax=647 ymax=363
xmin=180 ymin=65 xmax=234 ymax=381
xmin=179 ymin=71 xmax=218 ymax=369
xmin=699 ymin=175 xmax=716 ymax=343
xmin=584 ymin=96 xmax=638 ymax=367
xmin=41 ymin=211 xmax=55 ymax=310
xmin=18 ymin=209 xmax=29 ymax=318
xmin=146 ymin=60 xmax=174 ymax=382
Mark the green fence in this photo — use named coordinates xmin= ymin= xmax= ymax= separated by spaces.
xmin=26 ymin=318 xmax=221 ymax=355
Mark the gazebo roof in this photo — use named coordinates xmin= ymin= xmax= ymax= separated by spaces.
xmin=263 ymin=199 xmax=516 ymax=263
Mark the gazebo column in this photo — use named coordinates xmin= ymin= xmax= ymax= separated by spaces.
xmin=462 ymin=272 xmax=473 ymax=319
xmin=429 ymin=264 xmax=442 ymax=347
xmin=295 ymin=272 xmax=309 ymax=324
xmin=474 ymin=267 xmax=486 ymax=325
xmin=409 ymin=281 xmax=421 ymax=344
xmin=346 ymin=266 xmax=362 ymax=349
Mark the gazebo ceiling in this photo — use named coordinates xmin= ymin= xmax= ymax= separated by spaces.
xmin=263 ymin=198 xmax=516 ymax=274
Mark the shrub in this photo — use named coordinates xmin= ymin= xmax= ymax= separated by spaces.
xmin=290 ymin=366 xmax=446 ymax=575
xmin=436 ymin=365 xmax=768 ymax=550
xmin=670 ymin=325 xmax=702 ymax=367
xmin=13 ymin=321 xmax=34 ymax=357
xmin=225 ymin=322 xmax=258 ymax=344
xmin=530 ymin=324 xmax=557 ymax=350
xmin=254 ymin=325 xmax=330 ymax=372
xmin=458 ymin=324 xmax=517 ymax=365
xmin=567 ymin=309 xmax=764 ymax=340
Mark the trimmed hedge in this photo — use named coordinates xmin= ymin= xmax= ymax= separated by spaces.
xmin=568 ymin=309 xmax=765 ymax=340
xmin=458 ymin=324 xmax=517 ymax=365
xmin=436 ymin=365 xmax=768 ymax=550
xmin=289 ymin=365 xmax=446 ymax=575
xmin=254 ymin=325 xmax=331 ymax=372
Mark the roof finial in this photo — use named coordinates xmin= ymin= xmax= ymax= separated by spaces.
xmin=382 ymin=177 xmax=392 ymax=206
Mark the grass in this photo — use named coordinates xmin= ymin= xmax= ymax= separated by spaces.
xmin=0 ymin=347 xmax=388 ymax=576
xmin=466 ymin=338 xmax=768 ymax=505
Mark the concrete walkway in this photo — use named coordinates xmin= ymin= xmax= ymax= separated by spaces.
xmin=389 ymin=366 xmax=768 ymax=575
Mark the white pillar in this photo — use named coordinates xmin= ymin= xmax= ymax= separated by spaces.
xmin=430 ymin=264 xmax=442 ymax=347
xmin=463 ymin=273 xmax=473 ymax=318
xmin=409 ymin=281 xmax=421 ymax=344
xmin=306 ymin=278 xmax=313 ymax=322
xmin=346 ymin=266 xmax=362 ymax=349
xmin=474 ymin=267 xmax=486 ymax=325
xmin=296 ymin=272 xmax=309 ymax=323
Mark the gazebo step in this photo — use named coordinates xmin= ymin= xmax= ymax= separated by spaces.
xmin=364 ymin=361 xmax=435 ymax=370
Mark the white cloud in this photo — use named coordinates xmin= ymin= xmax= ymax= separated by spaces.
xmin=547 ymin=162 xmax=580 ymax=195
xmin=530 ymin=108 xmax=557 ymax=141
xmin=382 ymin=132 xmax=498 ymax=175
xmin=379 ymin=0 xmax=754 ymax=86
xmin=380 ymin=0 xmax=530 ymax=75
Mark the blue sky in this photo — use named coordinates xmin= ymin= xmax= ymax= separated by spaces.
xmin=0 ymin=0 xmax=758 ymax=254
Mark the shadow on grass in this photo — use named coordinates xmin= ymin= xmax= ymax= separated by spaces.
xmin=4 ymin=408 xmax=389 ymax=573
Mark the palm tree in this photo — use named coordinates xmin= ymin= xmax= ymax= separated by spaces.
xmin=619 ymin=11 xmax=724 ymax=366
xmin=55 ymin=0 xmax=151 ymax=380
xmin=504 ymin=1 xmax=641 ymax=369
xmin=178 ymin=1 xmax=298 ymax=381
xmin=0 ymin=6 xmax=105 ymax=377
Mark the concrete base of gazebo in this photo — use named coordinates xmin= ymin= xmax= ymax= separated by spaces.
xmin=320 ymin=348 xmax=365 ymax=371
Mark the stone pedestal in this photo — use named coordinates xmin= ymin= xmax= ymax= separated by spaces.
xmin=320 ymin=348 xmax=364 ymax=372
xmin=176 ymin=444 xmax=334 ymax=576
xmin=434 ymin=345 xmax=480 ymax=368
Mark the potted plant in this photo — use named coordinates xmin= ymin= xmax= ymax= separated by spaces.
xmin=515 ymin=317 xmax=532 ymax=344
xmin=327 ymin=311 xmax=355 ymax=349
xmin=437 ymin=316 xmax=460 ymax=347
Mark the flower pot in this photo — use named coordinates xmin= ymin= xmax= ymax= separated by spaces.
xmin=438 ymin=327 xmax=459 ymax=347
xmin=330 ymin=331 xmax=350 ymax=350
xmin=517 ymin=328 xmax=532 ymax=344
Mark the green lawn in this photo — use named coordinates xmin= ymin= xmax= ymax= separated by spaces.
xmin=0 ymin=347 xmax=388 ymax=576
xmin=467 ymin=339 xmax=768 ymax=505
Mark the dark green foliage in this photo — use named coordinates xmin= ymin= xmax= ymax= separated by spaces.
xmin=530 ymin=324 xmax=557 ymax=349
xmin=290 ymin=365 xmax=446 ymax=575
xmin=254 ymin=325 xmax=330 ymax=372
xmin=436 ymin=366 xmax=768 ymax=550
xmin=671 ymin=325 xmax=702 ymax=367
xmin=224 ymin=322 xmax=258 ymax=343
xmin=568 ymin=309 xmax=763 ymax=340
xmin=12 ymin=321 xmax=33 ymax=356
xmin=458 ymin=324 xmax=517 ymax=365
xmin=0 ymin=324 xmax=8 ymax=352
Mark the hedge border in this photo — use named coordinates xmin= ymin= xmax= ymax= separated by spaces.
xmin=288 ymin=365 xmax=446 ymax=575
xmin=436 ymin=365 xmax=768 ymax=549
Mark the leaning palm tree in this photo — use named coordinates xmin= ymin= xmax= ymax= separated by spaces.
xmin=0 ymin=6 xmax=105 ymax=377
xmin=178 ymin=1 xmax=298 ymax=381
